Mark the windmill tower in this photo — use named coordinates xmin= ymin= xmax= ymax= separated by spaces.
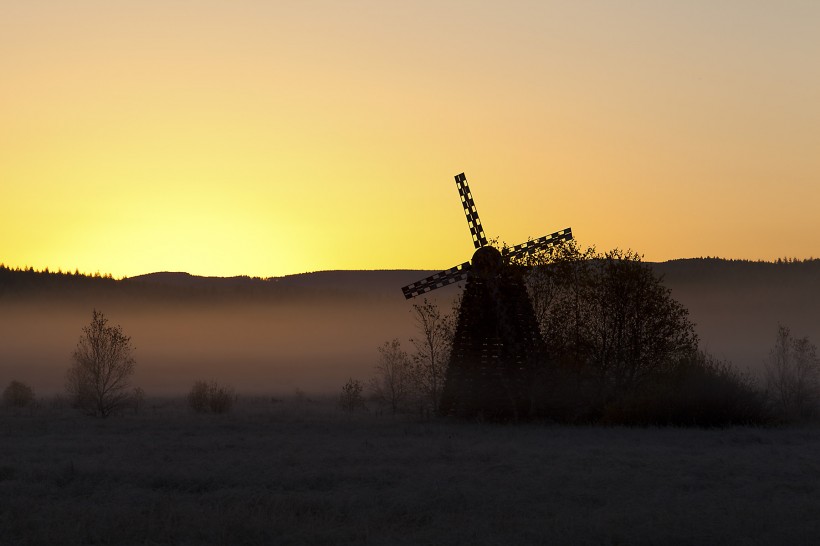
xmin=401 ymin=173 xmax=573 ymax=420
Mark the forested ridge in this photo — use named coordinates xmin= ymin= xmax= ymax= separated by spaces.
xmin=2 ymin=259 xmax=820 ymax=302
xmin=0 ymin=265 xmax=414 ymax=303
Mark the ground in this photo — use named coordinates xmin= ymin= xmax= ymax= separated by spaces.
xmin=2 ymin=396 xmax=820 ymax=545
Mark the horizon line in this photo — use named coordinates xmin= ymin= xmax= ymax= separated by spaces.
xmin=3 ymin=255 xmax=820 ymax=282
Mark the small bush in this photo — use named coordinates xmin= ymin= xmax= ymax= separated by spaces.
xmin=187 ymin=381 xmax=236 ymax=414
xmin=530 ymin=351 xmax=768 ymax=426
xmin=601 ymin=353 xmax=769 ymax=427
xmin=339 ymin=378 xmax=366 ymax=412
xmin=3 ymin=380 xmax=35 ymax=408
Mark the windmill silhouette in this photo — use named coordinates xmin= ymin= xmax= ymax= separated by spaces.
xmin=401 ymin=173 xmax=573 ymax=420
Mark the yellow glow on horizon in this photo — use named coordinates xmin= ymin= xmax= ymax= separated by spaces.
xmin=2 ymin=1 xmax=820 ymax=278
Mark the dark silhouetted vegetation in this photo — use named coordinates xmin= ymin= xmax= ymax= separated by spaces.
xmin=0 ymin=263 xmax=405 ymax=304
xmin=408 ymin=299 xmax=454 ymax=416
xmin=187 ymin=381 xmax=236 ymax=414
xmin=369 ymin=339 xmax=412 ymax=414
xmin=339 ymin=378 xmax=366 ymax=412
xmin=764 ymin=325 xmax=820 ymax=422
xmin=369 ymin=299 xmax=458 ymax=417
xmin=520 ymin=242 xmax=769 ymax=425
xmin=66 ymin=310 xmax=137 ymax=417
xmin=2 ymin=380 xmax=35 ymax=408
xmin=598 ymin=352 xmax=767 ymax=426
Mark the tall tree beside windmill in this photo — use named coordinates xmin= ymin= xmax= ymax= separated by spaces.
xmin=401 ymin=173 xmax=573 ymax=420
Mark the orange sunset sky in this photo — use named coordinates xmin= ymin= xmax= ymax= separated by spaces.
xmin=2 ymin=1 xmax=819 ymax=278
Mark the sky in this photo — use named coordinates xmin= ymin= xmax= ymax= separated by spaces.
xmin=2 ymin=1 xmax=819 ymax=278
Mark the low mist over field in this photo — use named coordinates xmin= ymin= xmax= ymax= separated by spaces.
xmin=1 ymin=260 xmax=818 ymax=396
xmin=656 ymin=259 xmax=820 ymax=374
xmin=0 ymin=270 xmax=451 ymax=395
xmin=1 ymin=301 xmax=411 ymax=395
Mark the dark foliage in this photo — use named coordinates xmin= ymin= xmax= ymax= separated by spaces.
xmin=2 ymin=380 xmax=35 ymax=408
xmin=520 ymin=241 xmax=767 ymax=426
xmin=0 ymin=264 xmax=403 ymax=304
xmin=600 ymin=352 xmax=768 ymax=426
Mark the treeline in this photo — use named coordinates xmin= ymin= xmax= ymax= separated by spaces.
xmin=4 ymin=258 xmax=820 ymax=304
xmin=654 ymin=257 xmax=820 ymax=285
xmin=0 ymin=264 xmax=370 ymax=304
xmin=0 ymin=263 xmax=116 ymax=282
xmin=0 ymin=264 xmax=119 ymax=301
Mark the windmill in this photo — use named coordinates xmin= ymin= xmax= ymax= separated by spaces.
xmin=401 ymin=173 xmax=573 ymax=420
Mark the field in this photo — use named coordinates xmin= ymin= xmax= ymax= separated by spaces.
xmin=2 ymin=397 xmax=820 ymax=546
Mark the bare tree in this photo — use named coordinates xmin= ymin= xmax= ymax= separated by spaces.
xmin=66 ymin=310 xmax=136 ymax=417
xmin=765 ymin=325 xmax=820 ymax=422
xmin=409 ymin=298 xmax=454 ymax=415
xmin=370 ymin=339 xmax=412 ymax=414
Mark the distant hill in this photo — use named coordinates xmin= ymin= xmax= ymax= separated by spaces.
xmin=128 ymin=259 xmax=820 ymax=294
xmin=3 ymin=259 xmax=820 ymax=303
xmin=123 ymin=270 xmax=437 ymax=302
xmin=126 ymin=272 xmax=258 ymax=287
xmin=128 ymin=269 xmax=430 ymax=295
xmin=0 ymin=266 xmax=438 ymax=302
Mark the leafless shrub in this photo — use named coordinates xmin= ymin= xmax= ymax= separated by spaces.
xmin=131 ymin=387 xmax=146 ymax=414
xmin=188 ymin=381 xmax=236 ymax=414
xmin=2 ymin=380 xmax=35 ymax=408
xmin=765 ymin=325 xmax=820 ymax=422
xmin=339 ymin=378 xmax=366 ymax=412
xmin=408 ymin=299 xmax=454 ymax=416
xmin=370 ymin=339 xmax=412 ymax=414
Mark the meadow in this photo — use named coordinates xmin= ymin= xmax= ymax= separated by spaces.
xmin=2 ymin=396 xmax=820 ymax=546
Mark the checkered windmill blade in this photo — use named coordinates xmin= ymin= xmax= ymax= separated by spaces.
xmin=455 ymin=172 xmax=488 ymax=249
xmin=502 ymin=228 xmax=574 ymax=262
xmin=401 ymin=261 xmax=472 ymax=300
xmin=401 ymin=173 xmax=488 ymax=300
